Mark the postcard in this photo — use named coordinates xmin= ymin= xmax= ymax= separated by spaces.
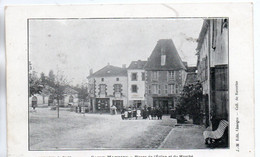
xmin=5 ymin=3 xmax=254 ymax=157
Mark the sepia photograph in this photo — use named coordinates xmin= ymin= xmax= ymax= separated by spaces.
xmin=28 ymin=18 xmax=229 ymax=150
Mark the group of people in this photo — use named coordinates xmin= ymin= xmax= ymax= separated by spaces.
xmin=121 ymin=106 xmax=163 ymax=120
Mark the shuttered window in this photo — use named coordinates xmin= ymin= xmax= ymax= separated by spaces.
xmin=131 ymin=85 xmax=138 ymax=93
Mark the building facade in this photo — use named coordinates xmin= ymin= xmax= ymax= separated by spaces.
xmin=144 ymin=39 xmax=187 ymax=114
xmin=127 ymin=60 xmax=147 ymax=108
xmin=88 ymin=64 xmax=128 ymax=113
xmin=196 ymin=19 xmax=228 ymax=127
xmin=29 ymin=86 xmax=79 ymax=107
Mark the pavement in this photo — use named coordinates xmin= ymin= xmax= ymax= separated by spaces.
xmin=159 ymin=124 xmax=207 ymax=149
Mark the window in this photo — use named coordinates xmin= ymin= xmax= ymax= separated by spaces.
xmin=69 ymin=96 xmax=74 ymax=103
xmin=164 ymin=85 xmax=168 ymax=94
xmin=175 ymin=84 xmax=178 ymax=93
xmin=116 ymin=78 xmax=119 ymax=81
xmin=148 ymin=85 xmax=151 ymax=94
xmin=161 ymin=55 xmax=166 ymax=66
xmin=152 ymin=71 xmax=159 ymax=80
xmin=152 ymin=84 xmax=158 ymax=94
xmin=114 ymin=84 xmax=121 ymax=93
xmin=131 ymin=73 xmax=137 ymax=81
xmin=131 ymin=85 xmax=138 ymax=93
xmin=168 ymin=71 xmax=175 ymax=80
xmin=169 ymin=84 xmax=174 ymax=94
xmin=101 ymin=78 xmax=104 ymax=82
xmin=100 ymin=84 xmax=106 ymax=94
xmin=158 ymin=85 xmax=161 ymax=94
xmin=161 ymin=48 xmax=166 ymax=66
xmin=142 ymin=72 xmax=145 ymax=81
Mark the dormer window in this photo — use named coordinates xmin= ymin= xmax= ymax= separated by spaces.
xmin=161 ymin=47 xmax=166 ymax=66
xmin=161 ymin=55 xmax=166 ymax=66
xmin=101 ymin=78 xmax=104 ymax=82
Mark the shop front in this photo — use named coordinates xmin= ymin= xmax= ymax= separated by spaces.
xmin=96 ymin=98 xmax=110 ymax=113
xmin=152 ymin=97 xmax=174 ymax=114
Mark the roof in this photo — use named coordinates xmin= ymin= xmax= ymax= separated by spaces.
xmin=128 ymin=60 xmax=147 ymax=69
xmin=183 ymin=61 xmax=188 ymax=69
xmin=185 ymin=72 xmax=198 ymax=85
xmin=144 ymin=39 xmax=186 ymax=71
xmin=64 ymin=87 xmax=79 ymax=95
xmin=187 ymin=66 xmax=197 ymax=72
xmin=88 ymin=65 xmax=127 ymax=78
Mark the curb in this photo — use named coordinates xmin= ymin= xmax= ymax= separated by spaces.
xmin=158 ymin=127 xmax=175 ymax=149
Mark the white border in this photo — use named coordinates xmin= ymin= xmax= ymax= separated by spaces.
xmin=2 ymin=1 xmax=257 ymax=157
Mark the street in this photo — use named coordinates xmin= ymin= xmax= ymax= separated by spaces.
xmin=29 ymin=107 xmax=206 ymax=150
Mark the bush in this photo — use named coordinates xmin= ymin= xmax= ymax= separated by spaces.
xmin=176 ymin=81 xmax=203 ymax=124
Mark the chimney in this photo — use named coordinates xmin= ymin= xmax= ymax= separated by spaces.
xmin=122 ymin=64 xmax=126 ymax=68
xmin=89 ymin=69 xmax=93 ymax=75
xmin=107 ymin=62 xmax=110 ymax=65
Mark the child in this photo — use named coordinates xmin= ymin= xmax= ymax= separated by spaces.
xmin=136 ymin=108 xmax=141 ymax=120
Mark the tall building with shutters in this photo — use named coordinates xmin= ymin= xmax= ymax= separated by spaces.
xmin=88 ymin=64 xmax=128 ymax=113
xmin=144 ymin=39 xmax=187 ymax=114
xmin=127 ymin=60 xmax=147 ymax=108
xmin=196 ymin=19 xmax=228 ymax=128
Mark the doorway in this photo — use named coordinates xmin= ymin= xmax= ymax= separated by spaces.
xmin=112 ymin=100 xmax=123 ymax=112
xmin=153 ymin=97 xmax=174 ymax=114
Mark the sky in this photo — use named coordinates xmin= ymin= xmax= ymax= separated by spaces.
xmin=29 ymin=18 xmax=203 ymax=85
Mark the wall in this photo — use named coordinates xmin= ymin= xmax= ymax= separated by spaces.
xmin=94 ymin=76 xmax=127 ymax=98
xmin=210 ymin=19 xmax=228 ymax=67
xmin=197 ymin=29 xmax=210 ymax=95
xmin=127 ymin=69 xmax=145 ymax=101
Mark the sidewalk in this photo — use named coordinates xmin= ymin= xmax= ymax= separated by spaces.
xmin=159 ymin=124 xmax=207 ymax=149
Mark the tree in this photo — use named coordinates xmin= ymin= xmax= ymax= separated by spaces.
xmin=48 ymin=70 xmax=68 ymax=118
xmin=29 ymin=62 xmax=43 ymax=97
xmin=75 ymin=84 xmax=88 ymax=106
xmin=175 ymin=81 xmax=203 ymax=124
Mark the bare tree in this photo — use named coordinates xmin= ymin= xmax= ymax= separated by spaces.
xmin=47 ymin=69 xmax=68 ymax=118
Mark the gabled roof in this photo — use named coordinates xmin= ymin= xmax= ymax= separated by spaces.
xmin=128 ymin=60 xmax=147 ymax=70
xmin=64 ymin=87 xmax=79 ymax=95
xmin=88 ymin=65 xmax=127 ymax=78
xmin=144 ymin=39 xmax=186 ymax=71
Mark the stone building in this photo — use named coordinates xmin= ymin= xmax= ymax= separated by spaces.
xmin=196 ymin=19 xmax=228 ymax=127
xmin=144 ymin=39 xmax=187 ymax=114
xmin=29 ymin=86 xmax=79 ymax=107
xmin=88 ymin=64 xmax=128 ymax=113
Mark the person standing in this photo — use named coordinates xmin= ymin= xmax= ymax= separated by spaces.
xmin=157 ymin=107 xmax=163 ymax=120
xmin=151 ymin=107 xmax=156 ymax=120
xmin=128 ymin=107 xmax=132 ymax=120
xmin=121 ymin=108 xmax=125 ymax=120
xmin=132 ymin=107 xmax=137 ymax=120
xmin=147 ymin=106 xmax=152 ymax=120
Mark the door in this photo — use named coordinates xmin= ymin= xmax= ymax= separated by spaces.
xmin=153 ymin=98 xmax=173 ymax=114
xmin=96 ymin=98 xmax=110 ymax=113
xmin=113 ymin=100 xmax=123 ymax=112
xmin=163 ymin=100 xmax=169 ymax=114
